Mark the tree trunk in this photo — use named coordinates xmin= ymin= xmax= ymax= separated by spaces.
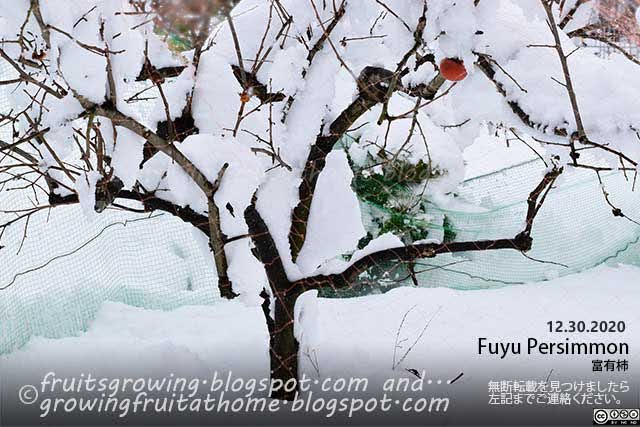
xmin=264 ymin=292 xmax=299 ymax=400
xmin=246 ymin=201 xmax=301 ymax=400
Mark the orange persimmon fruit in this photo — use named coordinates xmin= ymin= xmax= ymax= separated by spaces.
xmin=439 ymin=58 xmax=467 ymax=81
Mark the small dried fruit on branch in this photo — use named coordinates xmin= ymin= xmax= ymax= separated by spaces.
xmin=239 ymin=91 xmax=251 ymax=103
xmin=32 ymin=50 xmax=47 ymax=61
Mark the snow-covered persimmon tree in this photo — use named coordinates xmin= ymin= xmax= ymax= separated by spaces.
xmin=1 ymin=0 xmax=639 ymax=399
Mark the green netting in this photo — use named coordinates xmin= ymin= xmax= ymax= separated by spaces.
xmin=1 ymin=62 xmax=639 ymax=356
xmin=0 ymin=198 xmax=221 ymax=353
xmin=417 ymin=159 xmax=640 ymax=288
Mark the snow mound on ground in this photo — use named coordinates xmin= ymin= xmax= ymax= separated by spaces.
xmin=3 ymin=264 xmax=638 ymax=390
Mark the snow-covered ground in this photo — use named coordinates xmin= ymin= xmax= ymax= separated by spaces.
xmin=3 ymin=264 xmax=638 ymax=392
xmin=2 ymin=236 xmax=638 ymax=426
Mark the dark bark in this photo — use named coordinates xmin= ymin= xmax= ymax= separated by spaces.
xmin=231 ymin=65 xmax=286 ymax=104
xmin=294 ymin=168 xmax=562 ymax=291
xmin=474 ymin=54 xmax=569 ymax=138
xmin=136 ymin=64 xmax=186 ymax=82
xmin=245 ymin=197 xmax=301 ymax=399
xmin=268 ymin=293 xmax=300 ymax=400
xmin=207 ymin=165 xmax=237 ymax=300
xmin=77 ymin=98 xmax=214 ymax=195
xmin=49 ymin=190 xmax=210 ymax=234
xmin=298 ymin=236 xmax=534 ymax=291
xmin=259 ymin=289 xmax=298 ymax=400
xmin=141 ymin=104 xmax=200 ymax=167
xmin=288 ymin=66 xmax=398 ymax=261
